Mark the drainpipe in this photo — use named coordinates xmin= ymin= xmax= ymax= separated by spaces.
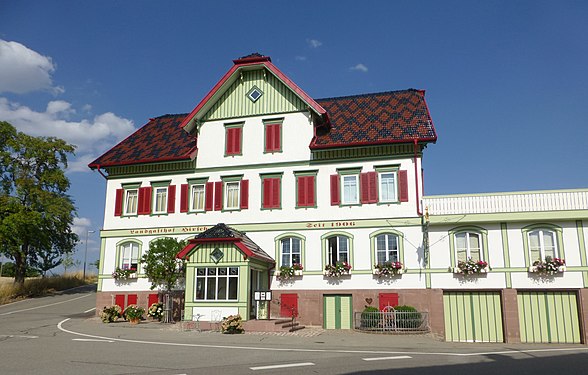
xmin=413 ymin=139 xmax=422 ymax=216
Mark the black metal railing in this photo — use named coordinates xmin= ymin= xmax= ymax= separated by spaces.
xmin=354 ymin=310 xmax=429 ymax=333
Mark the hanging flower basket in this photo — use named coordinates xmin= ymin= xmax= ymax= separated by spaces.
xmin=373 ymin=262 xmax=405 ymax=276
xmin=453 ymin=259 xmax=488 ymax=275
xmin=528 ymin=257 xmax=566 ymax=275
xmin=323 ymin=262 xmax=352 ymax=277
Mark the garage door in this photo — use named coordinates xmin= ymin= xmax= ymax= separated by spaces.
xmin=324 ymin=295 xmax=352 ymax=329
xmin=444 ymin=291 xmax=504 ymax=342
xmin=518 ymin=291 xmax=581 ymax=343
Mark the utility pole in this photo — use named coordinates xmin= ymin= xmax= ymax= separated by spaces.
xmin=83 ymin=230 xmax=95 ymax=280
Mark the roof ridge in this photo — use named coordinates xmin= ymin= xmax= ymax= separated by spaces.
xmin=316 ymin=88 xmax=423 ymax=102
xmin=149 ymin=113 xmax=189 ymax=120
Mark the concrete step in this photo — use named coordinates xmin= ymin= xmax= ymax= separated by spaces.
xmin=289 ymin=325 xmax=306 ymax=332
xmin=274 ymin=318 xmax=292 ymax=325
xmin=282 ymin=322 xmax=299 ymax=329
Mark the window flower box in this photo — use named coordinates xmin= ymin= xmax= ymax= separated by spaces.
xmin=453 ymin=259 xmax=488 ymax=275
xmin=529 ymin=257 xmax=566 ymax=275
xmin=276 ymin=264 xmax=303 ymax=280
xmin=323 ymin=262 xmax=352 ymax=277
xmin=112 ymin=267 xmax=138 ymax=280
xmin=373 ymin=262 xmax=404 ymax=276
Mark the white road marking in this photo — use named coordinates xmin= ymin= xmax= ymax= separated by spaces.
xmin=72 ymin=338 xmax=114 ymax=343
xmin=0 ymin=294 xmax=91 ymax=316
xmin=84 ymin=307 xmax=96 ymax=313
xmin=0 ymin=335 xmax=38 ymax=339
xmin=363 ymin=355 xmax=412 ymax=361
xmin=250 ymin=362 xmax=315 ymax=370
xmin=57 ymin=318 xmax=588 ymax=358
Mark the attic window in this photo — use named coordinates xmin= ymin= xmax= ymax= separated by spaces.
xmin=247 ymin=86 xmax=263 ymax=102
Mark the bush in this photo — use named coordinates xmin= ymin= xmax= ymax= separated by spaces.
xmin=123 ymin=305 xmax=145 ymax=321
xmin=100 ymin=305 xmax=122 ymax=323
xmin=221 ymin=314 xmax=244 ymax=334
xmin=394 ymin=305 xmax=422 ymax=329
xmin=360 ymin=306 xmax=380 ymax=328
xmin=147 ymin=302 xmax=164 ymax=321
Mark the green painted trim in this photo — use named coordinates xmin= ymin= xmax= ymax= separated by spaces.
xmin=337 ymin=167 xmax=362 ymax=175
xmin=320 ymin=231 xmax=355 ymax=271
xmin=274 ymin=232 xmax=306 ymax=271
xmin=187 ymin=177 xmax=209 ymax=185
xmin=369 ymin=229 xmax=405 ymax=270
xmin=220 ymin=174 xmax=244 ymax=182
xmin=501 ymin=223 xmax=512 ymax=288
xmin=425 ymin=272 xmax=431 ymax=288
xmin=313 ymin=143 xmax=421 ymax=161
xmin=187 ymin=181 xmax=207 ymax=213
xmin=577 ymin=221 xmax=586 ymax=266
xmin=114 ymin=238 xmax=143 ymax=275
xmin=97 ymin=278 xmax=103 ymax=291
xmin=293 ymin=170 xmax=319 ymax=176
xmin=294 ymin=170 xmax=318 ymax=209
xmin=107 ymin=159 xmax=196 ymax=178
xmin=224 ymin=123 xmax=244 ymax=157
xmin=260 ymin=173 xmax=283 ymax=211
xmin=150 ymin=180 xmax=171 ymax=187
xmin=374 ymin=164 xmax=400 ymax=172
xmin=98 ymin=217 xmax=423 ymax=238
xmin=448 ymin=226 xmax=489 ymax=267
xmin=121 ymin=182 xmax=141 ymax=189
xmin=335 ymin=296 xmax=341 ymax=329
xmin=428 ymin=210 xmax=588 ymax=224
xmin=521 ymin=223 xmax=565 ymax=266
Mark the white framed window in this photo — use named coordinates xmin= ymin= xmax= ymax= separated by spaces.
xmin=376 ymin=234 xmax=399 ymax=264
xmin=281 ymin=237 xmax=301 ymax=267
xmin=120 ymin=242 xmax=139 ymax=271
xmin=528 ymin=229 xmax=557 ymax=261
xmin=195 ymin=267 xmax=239 ymax=301
xmin=455 ymin=232 xmax=482 ymax=262
xmin=379 ymin=172 xmax=397 ymax=202
xmin=327 ymin=236 xmax=349 ymax=265
xmin=190 ymin=184 xmax=205 ymax=212
xmin=225 ymin=181 xmax=240 ymax=210
xmin=153 ymin=187 xmax=168 ymax=214
xmin=341 ymin=175 xmax=359 ymax=205
xmin=124 ymin=189 xmax=138 ymax=215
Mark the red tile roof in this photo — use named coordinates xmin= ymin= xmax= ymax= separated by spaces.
xmin=88 ymin=114 xmax=196 ymax=169
xmin=311 ymin=89 xmax=436 ymax=149
xmin=88 ymin=89 xmax=436 ymax=169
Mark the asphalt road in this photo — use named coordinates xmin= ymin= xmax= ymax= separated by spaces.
xmin=1 ymin=286 xmax=588 ymax=374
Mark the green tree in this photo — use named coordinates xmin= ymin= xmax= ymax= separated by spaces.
xmin=61 ymin=251 xmax=80 ymax=274
xmin=141 ymin=237 xmax=186 ymax=293
xmin=0 ymin=121 xmax=78 ymax=286
xmin=33 ymin=247 xmax=63 ymax=277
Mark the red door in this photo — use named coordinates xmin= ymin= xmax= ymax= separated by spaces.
xmin=148 ymin=293 xmax=159 ymax=307
xmin=379 ymin=293 xmax=399 ymax=310
xmin=280 ymin=294 xmax=298 ymax=317
xmin=127 ymin=294 xmax=138 ymax=306
xmin=115 ymin=294 xmax=125 ymax=310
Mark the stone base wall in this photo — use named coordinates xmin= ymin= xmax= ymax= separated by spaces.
xmin=95 ymin=291 xmax=184 ymax=320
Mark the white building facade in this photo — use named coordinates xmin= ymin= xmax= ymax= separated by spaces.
xmin=90 ymin=54 xmax=588 ymax=344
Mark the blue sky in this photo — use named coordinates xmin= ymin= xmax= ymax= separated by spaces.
xmin=1 ymin=1 xmax=587 ymax=271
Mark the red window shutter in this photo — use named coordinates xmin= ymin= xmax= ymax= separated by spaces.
xmin=297 ymin=176 xmax=307 ymax=207
xmin=115 ymin=294 xmax=125 ymax=310
xmin=399 ymin=170 xmax=409 ymax=202
xmin=273 ymin=124 xmax=281 ymax=151
xmin=234 ymin=128 xmax=242 ymax=154
xmin=280 ymin=293 xmax=298 ymax=318
xmin=127 ymin=294 xmax=138 ymax=306
xmin=227 ymin=127 xmax=241 ymax=155
xmin=226 ymin=128 xmax=234 ymax=154
xmin=379 ymin=293 xmax=399 ymax=311
xmin=369 ymin=171 xmax=378 ymax=203
xmin=205 ymin=182 xmax=214 ymax=211
xmin=148 ymin=293 xmax=159 ymax=307
xmin=167 ymin=185 xmax=176 ymax=213
xmin=240 ymin=179 xmax=249 ymax=209
xmin=114 ymin=189 xmax=123 ymax=216
xmin=180 ymin=184 xmax=189 ymax=213
xmin=272 ymin=178 xmax=280 ymax=208
xmin=265 ymin=124 xmax=273 ymax=152
xmin=263 ymin=179 xmax=271 ymax=208
xmin=306 ymin=176 xmax=315 ymax=206
xmin=330 ymin=174 xmax=340 ymax=205
xmin=138 ymin=187 xmax=152 ymax=215
xmin=214 ymin=181 xmax=223 ymax=211
xmin=360 ymin=173 xmax=369 ymax=204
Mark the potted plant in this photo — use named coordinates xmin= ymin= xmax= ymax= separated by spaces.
xmin=221 ymin=314 xmax=244 ymax=334
xmin=112 ymin=267 xmax=137 ymax=280
xmin=324 ymin=261 xmax=352 ymax=277
xmin=123 ymin=304 xmax=145 ymax=324
xmin=453 ymin=258 xmax=488 ymax=275
xmin=529 ymin=256 xmax=566 ymax=275
xmin=100 ymin=305 xmax=122 ymax=323
xmin=276 ymin=263 xmax=303 ymax=279
xmin=373 ymin=261 xmax=404 ymax=276
xmin=147 ymin=302 xmax=164 ymax=321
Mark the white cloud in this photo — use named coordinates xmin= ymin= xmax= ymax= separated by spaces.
xmin=0 ymin=97 xmax=135 ymax=173
xmin=307 ymin=39 xmax=322 ymax=48
xmin=350 ymin=63 xmax=369 ymax=73
xmin=0 ymin=39 xmax=64 ymax=94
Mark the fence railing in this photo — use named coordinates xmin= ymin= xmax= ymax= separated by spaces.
xmin=354 ymin=310 xmax=429 ymax=333
xmin=423 ymin=189 xmax=588 ymax=216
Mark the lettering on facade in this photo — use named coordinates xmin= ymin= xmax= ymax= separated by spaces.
xmin=306 ymin=221 xmax=356 ymax=228
xmin=128 ymin=226 xmax=208 ymax=235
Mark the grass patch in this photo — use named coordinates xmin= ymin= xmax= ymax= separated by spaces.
xmin=0 ymin=272 xmax=96 ymax=305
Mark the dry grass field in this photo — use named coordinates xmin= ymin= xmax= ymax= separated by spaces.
xmin=0 ymin=272 xmax=95 ymax=305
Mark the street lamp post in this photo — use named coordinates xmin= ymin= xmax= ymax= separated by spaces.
xmin=83 ymin=230 xmax=95 ymax=280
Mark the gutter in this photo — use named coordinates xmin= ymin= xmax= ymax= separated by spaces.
xmin=413 ymin=139 xmax=422 ymax=216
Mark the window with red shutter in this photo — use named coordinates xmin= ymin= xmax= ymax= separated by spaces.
xmin=180 ymin=184 xmax=189 ymax=213
xmin=399 ymin=170 xmax=409 ymax=202
xmin=225 ymin=125 xmax=242 ymax=156
xmin=214 ymin=181 xmax=223 ymax=210
xmin=205 ymin=182 xmax=214 ymax=211
xmin=114 ymin=189 xmax=124 ymax=216
xmin=167 ymin=185 xmax=176 ymax=213
xmin=262 ymin=177 xmax=280 ymax=209
xmin=264 ymin=123 xmax=282 ymax=152
xmin=138 ymin=187 xmax=152 ymax=215
xmin=240 ymin=180 xmax=249 ymax=209
xmin=296 ymin=175 xmax=316 ymax=207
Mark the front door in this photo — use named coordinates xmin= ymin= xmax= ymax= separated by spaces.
xmin=324 ymin=295 xmax=352 ymax=329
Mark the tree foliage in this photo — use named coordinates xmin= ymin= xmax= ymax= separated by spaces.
xmin=141 ymin=237 xmax=186 ymax=292
xmin=0 ymin=121 xmax=78 ymax=285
